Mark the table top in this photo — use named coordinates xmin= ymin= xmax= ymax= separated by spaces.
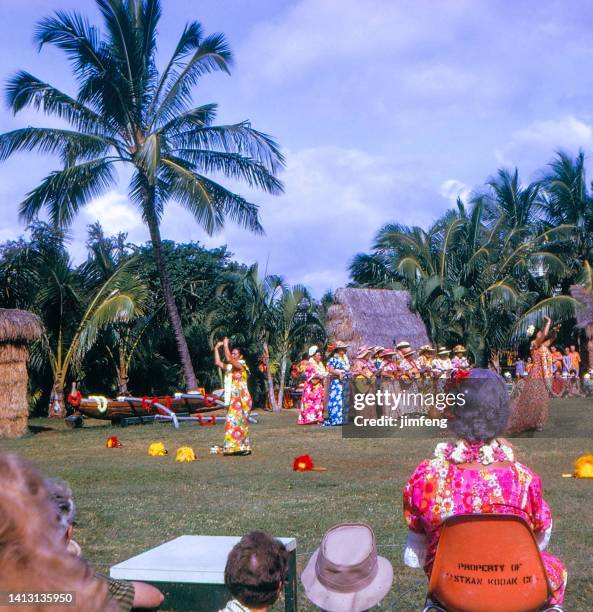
xmin=110 ymin=535 xmax=297 ymax=584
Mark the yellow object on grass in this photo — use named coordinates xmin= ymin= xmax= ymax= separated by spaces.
xmin=575 ymin=453 xmax=593 ymax=478
xmin=148 ymin=442 xmax=168 ymax=456
xmin=176 ymin=446 xmax=196 ymax=462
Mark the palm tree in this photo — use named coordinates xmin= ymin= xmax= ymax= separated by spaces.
xmin=539 ymin=151 xmax=593 ymax=283
xmin=0 ymin=0 xmax=284 ymax=391
xmin=271 ymin=287 xmax=324 ymax=410
xmin=351 ymin=192 xmax=576 ymax=366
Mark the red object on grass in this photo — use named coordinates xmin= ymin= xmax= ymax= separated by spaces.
xmin=293 ymin=454 xmax=315 ymax=471
xmin=105 ymin=435 xmax=122 ymax=448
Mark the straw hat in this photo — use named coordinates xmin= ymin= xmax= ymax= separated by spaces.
xmin=356 ymin=346 xmax=371 ymax=359
xmin=437 ymin=347 xmax=450 ymax=356
xmin=379 ymin=348 xmax=397 ymax=358
xmin=400 ymin=346 xmax=416 ymax=358
xmin=452 ymin=345 xmax=466 ymax=353
xmin=331 ymin=341 xmax=349 ymax=352
xmin=370 ymin=346 xmax=384 ymax=356
xmin=395 ymin=341 xmax=410 ymax=350
xmin=301 ymin=523 xmax=393 ymax=612
xmin=308 ymin=345 xmax=320 ymax=357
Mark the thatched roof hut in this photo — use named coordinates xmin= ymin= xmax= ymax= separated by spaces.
xmin=0 ymin=309 xmax=43 ymax=438
xmin=326 ymin=288 xmax=430 ymax=355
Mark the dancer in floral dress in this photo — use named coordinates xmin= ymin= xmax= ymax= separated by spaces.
xmin=214 ymin=337 xmax=252 ymax=455
xmin=298 ymin=346 xmax=327 ymax=425
xmin=402 ymin=369 xmax=566 ymax=607
xmin=323 ymin=341 xmax=350 ymax=426
xmin=507 ymin=316 xmax=558 ymax=433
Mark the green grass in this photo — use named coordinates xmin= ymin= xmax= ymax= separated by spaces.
xmin=2 ymin=399 xmax=593 ymax=611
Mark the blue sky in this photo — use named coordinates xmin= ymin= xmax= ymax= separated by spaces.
xmin=2 ymin=0 xmax=593 ymax=295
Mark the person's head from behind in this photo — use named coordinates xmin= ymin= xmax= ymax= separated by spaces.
xmin=570 ymin=344 xmax=576 ymax=352
xmin=447 ymin=369 xmax=510 ymax=443
xmin=45 ymin=478 xmax=78 ymax=552
xmin=225 ymin=531 xmax=288 ymax=611
xmin=0 ymin=453 xmax=114 ymax=611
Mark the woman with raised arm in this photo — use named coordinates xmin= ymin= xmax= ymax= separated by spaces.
xmin=507 ymin=316 xmax=557 ymax=433
xmin=214 ymin=338 xmax=252 ymax=456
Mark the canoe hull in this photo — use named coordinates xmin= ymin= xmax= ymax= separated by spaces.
xmin=77 ymin=397 xmax=224 ymax=421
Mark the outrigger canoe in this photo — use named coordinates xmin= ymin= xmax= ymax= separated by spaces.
xmin=75 ymin=393 xmax=226 ymax=423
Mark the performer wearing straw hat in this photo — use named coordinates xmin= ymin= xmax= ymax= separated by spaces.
xmin=298 ymin=346 xmax=328 ymax=425
xmin=451 ymin=344 xmax=470 ymax=371
xmin=323 ymin=341 xmax=350 ymax=426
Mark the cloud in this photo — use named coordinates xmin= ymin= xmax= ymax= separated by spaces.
xmin=496 ymin=116 xmax=593 ymax=171
xmin=440 ymin=179 xmax=472 ymax=205
xmin=84 ymin=191 xmax=143 ymax=236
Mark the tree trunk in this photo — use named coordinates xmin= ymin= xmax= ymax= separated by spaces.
xmin=117 ymin=367 xmax=130 ymax=396
xmin=276 ymin=354 xmax=288 ymax=412
xmin=143 ymin=188 xmax=198 ymax=392
xmin=263 ymin=341 xmax=277 ymax=411
xmin=48 ymin=379 xmax=66 ymax=418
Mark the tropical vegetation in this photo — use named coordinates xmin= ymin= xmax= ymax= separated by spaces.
xmin=350 ymin=151 xmax=593 ymax=367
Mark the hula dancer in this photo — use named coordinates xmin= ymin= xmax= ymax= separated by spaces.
xmin=214 ymin=337 xmax=252 ymax=456
xmin=322 ymin=341 xmax=350 ymax=426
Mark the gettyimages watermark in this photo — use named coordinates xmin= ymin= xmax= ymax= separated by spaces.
xmin=342 ymin=389 xmax=463 ymax=438
xmin=340 ymin=380 xmax=593 ymax=439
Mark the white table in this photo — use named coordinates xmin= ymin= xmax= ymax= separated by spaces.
xmin=110 ymin=535 xmax=298 ymax=611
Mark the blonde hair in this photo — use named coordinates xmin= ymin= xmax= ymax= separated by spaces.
xmin=0 ymin=453 xmax=116 ymax=611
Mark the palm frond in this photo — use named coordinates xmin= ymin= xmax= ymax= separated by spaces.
xmin=19 ymin=158 xmax=117 ymax=225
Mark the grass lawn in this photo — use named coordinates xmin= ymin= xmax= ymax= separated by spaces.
xmin=2 ymin=398 xmax=593 ymax=611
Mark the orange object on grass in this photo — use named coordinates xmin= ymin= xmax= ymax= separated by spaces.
xmin=105 ymin=436 xmax=121 ymax=448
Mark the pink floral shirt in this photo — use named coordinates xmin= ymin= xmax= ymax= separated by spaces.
xmin=403 ymin=446 xmax=552 ymax=574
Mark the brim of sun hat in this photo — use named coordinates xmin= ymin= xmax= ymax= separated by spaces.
xmin=301 ymin=548 xmax=393 ymax=612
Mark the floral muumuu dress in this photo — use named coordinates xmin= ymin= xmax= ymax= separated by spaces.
xmin=323 ymin=354 xmax=350 ymax=426
xmin=403 ymin=441 xmax=567 ymax=605
xmin=223 ymin=361 xmax=252 ymax=454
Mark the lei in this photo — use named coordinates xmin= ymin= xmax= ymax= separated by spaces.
xmin=434 ymin=439 xmax=514 ymax=466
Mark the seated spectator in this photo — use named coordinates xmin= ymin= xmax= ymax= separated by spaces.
xmin=551 ymin=369 xmax=567 ymax=398
xmin=301 ymin=523 xmax=393 ymax=612
xmin=0 ymin=452 xmax=117 ymax=611
xmin=566 ymin=369 xmax=585 ymax=398
xmin=45 ymin=478 xmax=164 ymax=612
xmin=402 ymin=369 xmax=567 ymax=607
xmin=220 ymin=532 xmax=288 ymax=612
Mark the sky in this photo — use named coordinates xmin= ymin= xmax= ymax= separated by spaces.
xmin=2 ymin=0 xmax=593 ymax=295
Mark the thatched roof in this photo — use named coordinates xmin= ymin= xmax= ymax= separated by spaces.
xmin=0 ymin=309 xmax=43 ymax=344
xmin=571 ymin=285 xmax=593 ymax=330
xmin=326 ymin=288 xmax=429 ymax=355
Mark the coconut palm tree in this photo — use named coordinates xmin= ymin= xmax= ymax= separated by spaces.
xmin=0 ymin=0 xmax=284 ymax=391
xmin=351 ymin=193 xmax=576 ymax=366
xmin=271 ymin=287 xmax=324 ymax=410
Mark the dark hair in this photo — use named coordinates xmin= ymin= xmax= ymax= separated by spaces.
xmin=448 ymin=369 xmax=510 ymax=442
xmin=224 ymin=532 xmax=288 ymax=608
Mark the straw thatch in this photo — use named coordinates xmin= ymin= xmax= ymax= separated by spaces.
xmin=326 ymin=288 xmax=430 ymax=356
xmin=0 ymin=308 xmax=42 ymax=344
xmin=0 ymin=309 xmax=42 ymax=438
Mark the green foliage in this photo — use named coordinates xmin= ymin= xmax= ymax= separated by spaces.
xmin=351 ymin=152 xmax=593 ymax=365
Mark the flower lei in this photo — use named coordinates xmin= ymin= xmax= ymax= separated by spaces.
xmin=434 ymin=439 xmax=514 ymax=465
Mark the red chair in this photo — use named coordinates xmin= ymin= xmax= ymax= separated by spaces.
xmin=423 ymin=514 xmax=563 ymax=612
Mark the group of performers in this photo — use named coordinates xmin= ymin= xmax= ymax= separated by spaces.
xmin=296 ymin=341 xmax=472 ymax=427
xmin=209 ymin=318 xmax=567 ymax=454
